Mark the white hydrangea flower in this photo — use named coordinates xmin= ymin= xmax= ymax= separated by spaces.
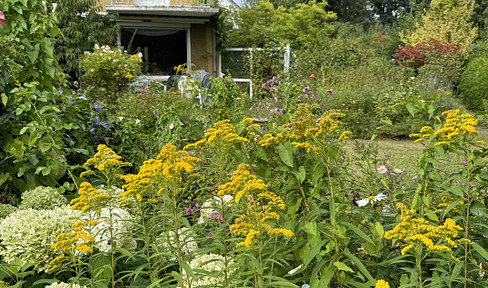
xmin=160 ymin=227 xmax=198 ymax=260
xmin=198 ymin=195 xmax=234 ymax=224
xmin=179 ymin=253 xmax=236 ymax=288
xmin=83 ymin=207 xmax=136 ymax=253
xmin=19 ymin=186 xmax=68 ymax=210
xmin=0 ymin=206 xmax=80 ymax=272
xmin=45 ymin=283 xmax=86 ymax=288
xmin=356 ymin=193 xmax=387 ymax=207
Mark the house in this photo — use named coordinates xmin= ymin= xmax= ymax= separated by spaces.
xmin=99 ymin=0 xmax=239 ymax=79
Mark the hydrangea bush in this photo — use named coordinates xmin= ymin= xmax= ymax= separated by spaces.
xmin=18 ymin=186 xmax=68 ymax=210
xmin=0 ymin=206 xmax=80 ymax=272
xmin=45 ymin=283 xmax=86 ymax=288
xmin=80 ymin=44 xmax=142 ymax=104
xmin=0 ymin=204 xmax=16 ymax=219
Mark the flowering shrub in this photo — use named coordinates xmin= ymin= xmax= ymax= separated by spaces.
xmin=45 ymin=283 xmax=86 ymax=288
xmin=179 ymin=253 xmax=236 ymax=287
xmin=84 ymin=207 xmax=137 ymax=253
xmin=159 ymin=227 xmax=198 ymax=259
xmin=0 ymin=204 xmax=16 ymax=219
xmin=80 ymin=44 xmax=142 ymax=104
xmin=18 ymin=186 xmax=68 ymax=210
xmin=0 ymin=206 xmax=79 ymax=272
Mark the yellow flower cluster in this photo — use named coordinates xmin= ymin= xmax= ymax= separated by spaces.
xmin=82 ymin=144 xmax=131 ymax=174
xmin=385 ymin=203 xmax=468 ymax=256
xmin=184 ymin=120 xmax=248 ymax=150
xmin=124 ymin=72 xmax=133 ymax=79
xmin=410 ymin=110 xmax=479 ymax=147
xmin=71 ymin=182 xmax=111 ymax=213
xmin=283 ymin=104 xmax=349 ymax=152
xmin=435 ymin=193 xmax=464 ymax=214
xmin=258 ymin=133 xmax=287 ymax=147
xmin=375 ymin=280 xmax=390 ymax=288
xmin=120 ymin=143 xmax=201 ymax=201
xmin=219 ymin=164 xmax=293 ymax=248
xmin=49 ymin=220 xmax=97 ymax=273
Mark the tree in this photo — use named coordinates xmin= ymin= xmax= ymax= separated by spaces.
xmin=325 ymin=0 xmax=372 ymax=27
xmin=229 ymin=1 xmax=336 ymax=47
xmin=50 ymin=0 xmax=117 ymax=81
xmin=401 ymin=0 xmax=477 ymax=64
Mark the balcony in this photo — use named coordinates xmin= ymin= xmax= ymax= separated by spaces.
xmin=105 ymin=0 xmax=219 ymax=17
xmin=110 ymin=0 xmax=216 ymax=7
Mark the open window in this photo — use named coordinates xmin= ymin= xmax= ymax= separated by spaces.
xmin=121 ymin=28 xmax=187 ymax=75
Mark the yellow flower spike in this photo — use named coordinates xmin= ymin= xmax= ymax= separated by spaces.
xmin=221 ymin=164 xmax=293 ymax=248
xmin=83 ymin=144 xmax=131 ymax=173
xmin=338 ymin=130 xmax=352 ymax=141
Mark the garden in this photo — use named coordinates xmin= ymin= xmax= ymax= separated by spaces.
xmin=2 ymin=0 xmax=488 ymax=287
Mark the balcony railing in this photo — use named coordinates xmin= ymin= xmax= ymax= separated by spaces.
xmin=111 ymin=0 xmax=214 ymax=6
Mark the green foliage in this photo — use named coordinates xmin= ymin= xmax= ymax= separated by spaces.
xmin=0 ymin=1 xmax=88 ymax=196
xmin=79 ymin=45 xmax=142 ymax=104
xmin=458 ymin=57 xmax=488 ymax=111
xmin=228 ymin=1 xmax=336 ymax=47
xmin=18 ymin=186 xmax=68 ymax=210
xmin=0 ymin=204 xmax=16 ymax=219
xmin=53 ymin=0 xmax=118 ymax=79
xmin=401 ymin=0 xmax=478 ymax=64
xmin=209 ymin=75 xmax=243 ymax=121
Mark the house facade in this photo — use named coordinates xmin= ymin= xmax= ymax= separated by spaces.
xmin=99 ymin=0 xmax=230 ymax=78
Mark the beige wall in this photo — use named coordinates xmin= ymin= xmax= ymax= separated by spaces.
xmin=190 ymin=22 xmax=214 ymax=74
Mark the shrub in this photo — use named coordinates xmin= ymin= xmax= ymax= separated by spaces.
xmin=0 ymin=204 xmax=16 ymax=219
xmin=79 ymin=45 xmax=142 ymax=104
xmin=0 ymin=206 xmax=79 ymax=272
xmin=18 ymin=186 xmax=68 ymax=210
xmin=458 ymin=57 xmax=488 ymax=110
xmin=45 ymin=283 xmax=86 ymax=288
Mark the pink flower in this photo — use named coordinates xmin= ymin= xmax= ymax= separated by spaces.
xmin=393 ymin=168 xmax=405 ymax=174
xmin=310 ymin=74 xmax=315 ymax=78
xmin=0 ymin=11 xmax=5 ymax=26
xmin=350 ymin=100 xmax=356 ymax=104
xmin=377 ymin=165 xmax=388 ymax=174
xmin=327 ymin=89 xmax=334 ymax=95
xmin=410 ymin=76 xmax=415 ymax=80
xmin=303 ymin=86 xmax=311 ymax=92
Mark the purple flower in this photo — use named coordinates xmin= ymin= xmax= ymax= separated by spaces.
xmin=257 ymin=102 xmax=262 ymax=109
xmin=210 ymin=211 xmax=220 ymax=219
xmin=303 ymin=86 xmax=311 ymax=92
xmin=463 ymin=159 xmax=468 ymax=164
xmin=412 ymin=175 xmax=418 ymax=179
xmin=272 ymin=76 xmax=278 ymax=82
xmin=111 ymin=120 xmax=117 ymax=125
xmin=208 ymin=231 xmax=214 ymax=237
xmin=101 ymin=105 xmax=107 ymax=110
xmin=310 ymin=95 xmax=315 ymax=99
xmin=89 ymin=128 xmax=96 ymax=135
xmin=153 ymin=109 xmax=159 ymax=115
xmin=93 ymin=102 xmax=101 ymax=112
xmin=327 ymin=89 xmax=334 ymax=96
xmin=102 ymin=122 xmax=110 ymax=130
xmin=185 ymin=207 xmax=191 ymax=214
xmin=274 ymin=96 xmax=278 ymax=102
xmin=195 ymin=204 xmax=200 ymax=208
xmin=249 ymin=104 xmax=255 ymax=110
xmin=273 ymin=108 xmax=283 ymax=114
xmin=262 ymin=82 xmax=269 ymax=89
xmin=92 ymin=117 xmax=100 ymax=126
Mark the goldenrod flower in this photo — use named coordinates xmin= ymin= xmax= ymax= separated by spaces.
xmin=220 ymin=164 xmax=293 ymax=248
xmin=375 ymin=280 xmax=390 ymax=288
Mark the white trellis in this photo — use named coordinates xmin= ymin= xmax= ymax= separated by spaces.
xmin=218 ymin=45 xmax=290 ymax=99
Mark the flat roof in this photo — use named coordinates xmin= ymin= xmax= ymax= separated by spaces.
xmin=105 ymin=5 xmax=219 ymax=17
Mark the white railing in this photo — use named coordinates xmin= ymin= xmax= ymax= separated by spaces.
xmin=111 ymin=0 xmax=213 ymax=6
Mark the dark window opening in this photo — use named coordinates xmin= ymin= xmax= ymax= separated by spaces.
xmin=121 ymin=28 xmax=187 ymax=75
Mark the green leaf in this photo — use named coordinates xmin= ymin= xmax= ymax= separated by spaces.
xmin=334 ymin=261 xmax=354 ymax=273
xmin=472 ymin=242 xmax=488 ymax=261
xmin=343 ymin=249 xmax=374 ymax=282
xmin=1 ymin=94 xmax=7 ymax=106
xmin=295 ymin=166 xmax=306 ymax=183
xmin=0 ymin=174 xmax=9 ymax=186
xmin=406 ymin=103 xmax=415 ymax=117
xmin=339 ymin=221 xmax=375 ymax=245
xmin=277 ymin=143 xmax=294 ymax=167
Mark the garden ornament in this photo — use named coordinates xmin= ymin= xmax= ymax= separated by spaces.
xmin=0 ymin=11 xmax=5 ymax=26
